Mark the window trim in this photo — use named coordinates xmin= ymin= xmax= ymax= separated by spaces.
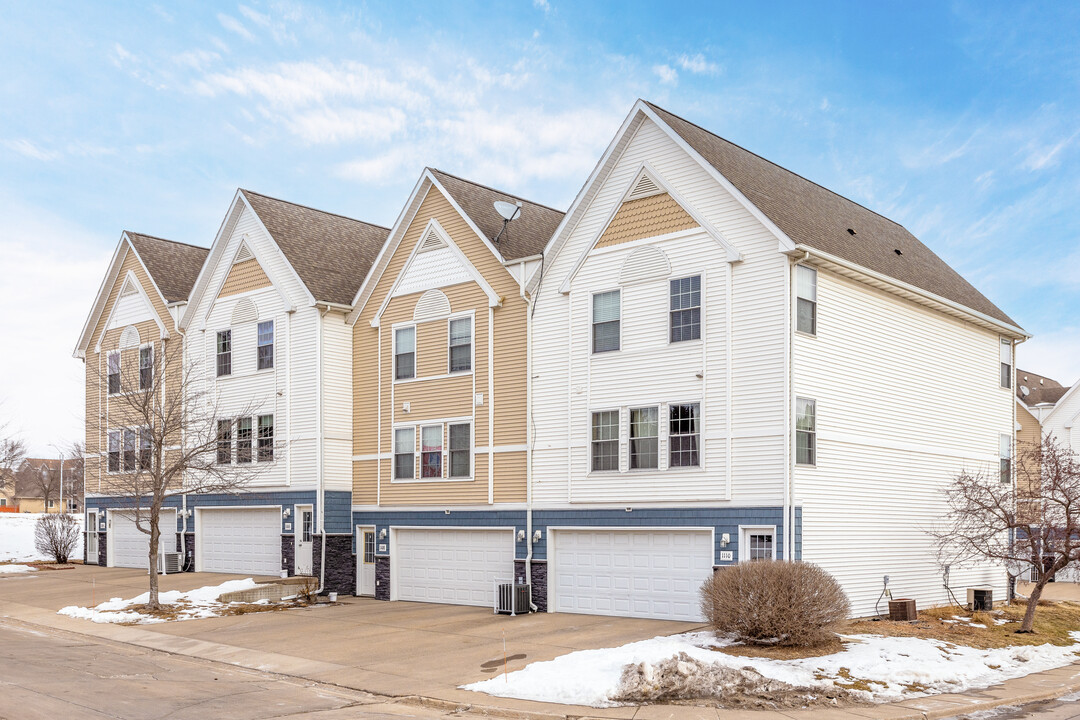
xmin=216 ymin=419 xmax=233 ymax=465
xmin=738 ymin=525 xmax=778 ymax=562
xmin=393 ymin=324 xmax=417 ymax=382
xmin=391 ymin=420 xmax=474 ymax=483
xmin=628 ymin=405 xmax=660 ymax=470
xmin=668 ymin=275 xmax=702 ymax=345
xmin=138 ymin=342 xmax=154 ymax=391
xmin=420 ymin=424 xmax=444 ymax=479
xmin=107 ymin=430 xmax=121 ymax=473
xmin=256 ymin=414 xmax=274 ymax=463
xmin=216 ymin=329 xmax=232 ymax=378
xmin=236 ymin=417 xmax=253 ymax=464
xmin=448 ymin=422 xmax=472 ymax=479
xmin=795 ymin=396 xmax=816 ymax=467
xmin=107 ymin=350 xmax=121 ymax=395
xmin=668 ymin=401 xmax=702 ymax=469
xmin=393 ymin=426 xmax=416 ymax=480
xmin=795 ymin=265 xmax=818 ymax=337
xmin=447 ymin=315 xmax=474 ymax=374
xmin=1000 ymin=433 xmax=1012 ymax=484
xmin=591 ymin=288 xmax=622 ymax=354
xmin=590 ymin=408 xmax=621 ymax=473
xmin=1000 ymin=337 xmax=1012 ymax=390
xmin=257 ymin=320 xmax=275 ymax=371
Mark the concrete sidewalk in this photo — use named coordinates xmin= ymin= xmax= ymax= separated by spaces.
xmin=3 ymin=566 xmax=1080 ymax=720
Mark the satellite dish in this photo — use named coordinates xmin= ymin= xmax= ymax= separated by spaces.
xmin=494 ymin=201 xmax=521 ymax=221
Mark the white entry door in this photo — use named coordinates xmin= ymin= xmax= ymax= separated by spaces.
xmin=393 ymin=528 xmax=514 ymax=606
xmin=108 ymin=510 xmax=177 ymax=569
xmin=86 ymin=511 xmax=98 ymax=563
xmin=551 ymin=529 xmax=714 ymax=622
xmin=357 ymin=526 xmax=376 ymax=596
xmin=197 ymin=508 xmax=281 ymax=575
xmin=295 ymin=506 xmax=313 ymax=576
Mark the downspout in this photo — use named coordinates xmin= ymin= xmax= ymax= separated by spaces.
xmin=316 ymin=304 xmax=328 ymax=593
xmin=524 ymin=272 xmax=537 ymax=610
xmin=786 ymin=251 xmax=810 ymax=561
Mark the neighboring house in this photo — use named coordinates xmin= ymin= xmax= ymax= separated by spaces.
xmin=13 ymin=458 xmax=81 ymax=513
xmin=74 ymin=231 xmax=208 ymax=565
xmin=348 ymin=168 xmax=563 ymax=604
xmin=1016 ymin=369 xmax=1080 ymax=452
xmin=527 ymin=100 xmax=1026 ymax=619
xmin=0 ymin=468 xmax=14 ymax=509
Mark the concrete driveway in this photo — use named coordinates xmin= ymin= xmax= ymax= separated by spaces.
xmin=0 ymin=566 xmax=702 ymax=717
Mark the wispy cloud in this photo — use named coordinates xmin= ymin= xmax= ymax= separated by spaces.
xmin=217 ymin=13 xmax=254 ymax=41
xmin=677 ymin=53 xmax=719 ymax=75
xmin=533 ymin=0 xmax=551 ymax=13
xmin=1023 ymin=129 xmax=1079 ymax=171
xmin=3 ymin=139 xmax=61 ymax=161
xmin=653 ymin=63 xmax=677 ymax=85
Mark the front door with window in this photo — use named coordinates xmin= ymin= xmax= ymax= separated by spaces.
xmin=359 ymin=527 xmax=376 ymax=596
xmin=86 ymin=511 xmax=98 ymax=563
xmin=295 ymin=506 xmax=313 ymax=575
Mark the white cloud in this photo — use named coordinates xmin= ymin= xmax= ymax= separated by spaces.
xmin=533 ymin=0 xmax=551 ymax=12
xmin=174 ymin=49 xmax=221 ymax=70
xmin=1023 ymin=129 xmax=1079 ymax=171
xmin=3 ymin=139 xmax=60 ymax=161
xmin=1018 ymin=327 xmax=1080 ymax=386
xmin=286 ymin=107 xmax=407 ymax=144
xmin=217 ymin=13 xmax=254 ymax=41
xmin=677 ymin=53 xmax=719 ymax=75
xmin=653 ymin=64 xmax=678 ymax=85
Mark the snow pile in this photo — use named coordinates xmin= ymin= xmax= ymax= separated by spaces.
xmin=0 ymin=513 xmax=84 ymax=562
xmin=464 ymin=631 xmax=1080 ymax=707
xmin=0 ymin=564 xmax=37 ymax=574
xmin=58 ymin=578 xmax=259 ymax=624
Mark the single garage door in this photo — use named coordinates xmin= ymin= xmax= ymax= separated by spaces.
xmin=109 ymin=510 xmax=176 ymax=569
xmin=393 ymin=528 xmax=515 ymax=606
xmin=197 ymin=508 xmax=281 ymax=575
xmin=551 ymin=529 xmax=713 ymax=621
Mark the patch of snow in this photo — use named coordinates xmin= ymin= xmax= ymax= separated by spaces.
xmin=0 ymin=564 xmax=36 ymax=574
xmin=0 ymin=513 xmax=83 ymax=562
xmin=58 ymin=578 xmax=260 ymax=624
xmin=969 ymin=623 xmax=988 ymax=629
xmin=463 ymin=631 xmax=1080 ymax=707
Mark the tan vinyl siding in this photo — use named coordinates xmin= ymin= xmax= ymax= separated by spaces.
xmin=596 ymin=192 xmax=698 ymax=248
xmin=218 ymin=259 xmax=272 ymax=298
xmin=352 ymin=185 xmax=529 ymax=506
xmin=1016 ymin=401 xmax=1041 ymax=516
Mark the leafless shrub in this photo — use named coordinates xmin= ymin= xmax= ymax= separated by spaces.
xmin=296 ymin=575 xmax=319 ymax=604
xmin=701 ymin=561 xmax=850 ymax=647
xmin=34 ymin=514 xmax=80 ymax=564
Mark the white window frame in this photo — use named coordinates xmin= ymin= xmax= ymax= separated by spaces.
xmin=667 ymin=401 xmax=702 ymax=469
xmin=1000 ymin=433 xmax=1012 ymax=484
xmin=256 ymin=414 xmax=274 ymax=462
xmin=447 ymin=315 xmax=474 ymax=374
xmin=138 ymin=342 xmax=154 ymax=391
xmin=419 ymin=424 xmax=444 ymax=479
xmin=216 ymin=329 xmax=232 ymax=378
xmin=236 ymin=417 xmax=253 ymax=464
xmin=796 ymin=265 xmax=817 ymax=336
xmin=668 ymin=274 xmax=702 ymax=344
xmin=795 ymin=397 xmax=816 ymax=467
xmin=216 ymin=419 xmax=232 ymax=465
xmin=628 ymin=405 xmax=660 ymax=470
xmin=394 ymin=324 xmax=417 ymax=382
xmin=107 ymin=350 xmax=121 ymax=395
xmin=591 ymin=288 xmax=622 ymax=354
xmin=739 ymin=525 xmax=778 ymax=562
xmin=1000 ymin=337 xmax=1012 ymax=390
xmin=257 ymin=320 xmax=275 ymax=371
xmin=447 ymin=422 xmax=472 ymax=479
xmin=107 ymin=430 xmax=121 ymax=473
xmin=393 ymin=426 xmax=415 ymax=480
xmin=589 ymin=408 xmax=621 ymax=473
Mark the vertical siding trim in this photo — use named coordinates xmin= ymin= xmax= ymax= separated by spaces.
xmin=488 ymin=305 xmax=495 ymax=504
xmin=784 ymin=257 xmax=795 ymax=560
xmin=726 ymin=261 xmax=733 ymax=501
xmin=286 ymin=310 xmax=292 ymax=486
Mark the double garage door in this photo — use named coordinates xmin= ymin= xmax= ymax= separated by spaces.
xmin=551 ymin=529 xmax=714 ymax=622
xmin=109 ymin=510 xmax=177 ymax=569
xmin=197 ymin=508 xmax=281 ymax=575
xmin=393 ymin=528 xmax=515 ymax=606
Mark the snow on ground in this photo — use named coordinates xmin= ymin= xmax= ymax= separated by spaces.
xmin=0 ymin=513 xmax=83 ymax=562
xmin=58 ymin=578 xmax=260 ymax=624
xmin=464 ymin=631 xmax=1080 ymax=707
xmin=0 ymin=564 xmax=36 ymax=574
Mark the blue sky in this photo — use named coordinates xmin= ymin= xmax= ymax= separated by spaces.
xmin=1 ymin=1 xmax=1078 ymax=455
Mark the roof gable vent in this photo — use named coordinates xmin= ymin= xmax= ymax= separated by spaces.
xmin=231 ymin=298 xmax=258 ymax=325
xmin=120 ymin=277 xmax=139 ymax=297
xmin=418 ymin=228 xmax=447 ymax=254
xmin=626 ymin=173 xmax=662 ymax=201
xmin=234 ymin=242 xmax=255 ymax=264
xmin=119 ymin=325 xmax=141 ymax=349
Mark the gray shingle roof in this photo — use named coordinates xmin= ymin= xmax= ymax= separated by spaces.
xmin=646 ymin=102 xmax=1018 ymax=328
xmin=1017 ymin=369 xmax=1069 ymax=406
xmin=126 ymin=232 xmax=209 ymax=304
xmin=430 ymin=169 xmax=565 ymax=261
xmin=241 ymin=190 xmax=390 ymax=305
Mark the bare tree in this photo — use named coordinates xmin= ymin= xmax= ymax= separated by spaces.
xmin=35 ymin=514 xmax=80 ymax=563
xmin=16 ymin=460 xmax=60 ymax=512
xmin=89 ymin=336 xmax=273 ymax=609
xmin=934 ymin=436 xmax=1080 ymax=633
xmin=0 ymin=417 xmax=27 ymax=504
xmin=65 ymin=441 xmax=86 ymax=512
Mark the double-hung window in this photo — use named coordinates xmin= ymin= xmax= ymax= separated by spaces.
xmin=139 ymin=345 xmax=153 ymax=390
xmin=669 ymin=403 xmax=700 ymax=467
xmin=795 ymin=397 xmax=816 ymax=465
xmin=138 ymin=428 xmax=152 ymax=470
xmin=1000 ymin=338 xmax=1012 ymax=389
xmin=216 ymin=420 xmax=232 ymax=464
xmin=107 ymin=351 xmax=121 ymax=395
xmin=1000 ymin=434 xmax=1012 ymax=484
xmin=236 ymin=418 xmax=252 ymax=463
xmin=108 ymin=431 xmax=120 ymax=472
xmin=591 ymin=411 xmax=619 ymax=471
xmin=670 ymin=276 xmax=701 ymax=342
xmin=796 ymin=265 xmax=817 ymax=335
xmin=449 ymin=423 xmax=471 ymax=478
xmin=122 ymin=429 xmax=137 ymax=472
xmin=421 ymin=425 xmax=443 ymax=478
xmin=216 ymin=330 xmax=232 ymax=377
xmin=257 ymin=414 xmax=274 ymax=462
xmin=394 ymin=427 xmax=415 ymax=479
xmin=449 ymin=317 xmax=472 ymax=373
xmin=395 ymin=327 xmax=416 ymax=380
xmin=257 ymin=321 xmax=274 ymax=370
xmin=629 ymin=407 xmax=659 ymax=469
xmin=592 ymin=290 xmax=620 ymax=353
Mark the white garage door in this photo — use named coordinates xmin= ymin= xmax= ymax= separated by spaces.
xmin=110 ymin=510 xmax=177 ymax=569
xmin=393 ymin=528 xmax=515 ymax=606
xmin=198 ymin=508 xmax=281 ymax=575
xmin=552 ymin=529 xmax=713 ymax=621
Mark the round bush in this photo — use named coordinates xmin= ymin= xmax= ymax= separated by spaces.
xmin=700 ymin=561 xmax=850 ymax=647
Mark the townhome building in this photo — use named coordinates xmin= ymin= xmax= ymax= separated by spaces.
xmin=348 ymin=169 xmax=563 ymax=605
xmin=526 ymin=100 xmax=1027 ymax=620
xmin=1016 ymin=369 xmax=1080 ymax=452
xmin=75 ymin=231 xmax=208 ymax=566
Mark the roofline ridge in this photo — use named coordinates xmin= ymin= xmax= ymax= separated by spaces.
xmin=644 ymin=100 xmax=909 ymax=233
xmin=124 ymin=231 xmax=209 ymax=252
xmin=240 ymin=188 xmax=391 ymax=231
xmin=428 ymin=168 xmax=567 ymax=216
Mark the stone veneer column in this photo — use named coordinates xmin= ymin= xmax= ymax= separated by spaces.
xmin=375 ymin=556 xmax=391 ymax=600
xmin=280 ymin=535 xmax=295 ymax=576
xmin=513 ymin=559 xmax=547 ymax=612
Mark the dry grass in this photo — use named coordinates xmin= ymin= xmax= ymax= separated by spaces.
xmin=120 ymin=598 xmax=310 ymax=623
xmin=712 ymin=635 xmax=848 ymax=660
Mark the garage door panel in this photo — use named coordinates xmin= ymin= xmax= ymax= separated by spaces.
xmin=111 ymin=511 xmax=177 ymax=569
xmin=198 ymin=508 xmax=280 ymax=575
xmin=553 ymin=529 xmax=712 ymax=622
xmin=394 ymin=529 xmax=514 ymax=607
